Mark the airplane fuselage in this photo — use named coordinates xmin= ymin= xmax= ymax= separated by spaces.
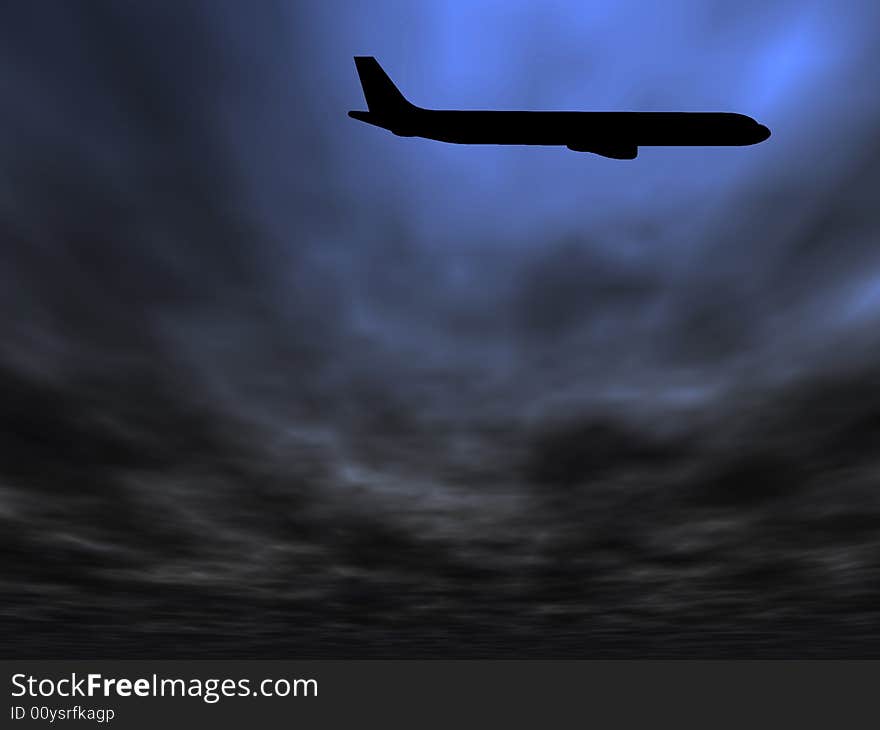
xmin=348 ymin=57 xmax=771 ymax=159
xmin=353 ymin=109 xmax=770 ymax=147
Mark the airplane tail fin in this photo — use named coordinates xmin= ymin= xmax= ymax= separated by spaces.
xmin=353 ymin=57 xmax=416 ymax=113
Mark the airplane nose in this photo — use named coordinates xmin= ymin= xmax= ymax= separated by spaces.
xmin=756 ymin=124 xmax=771 ymax=142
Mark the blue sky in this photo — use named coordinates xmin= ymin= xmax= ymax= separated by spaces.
xmin=260 ymin=0 xmax=880 ymax=419
xmin=4 ymin=1 xmax=880 ymax=655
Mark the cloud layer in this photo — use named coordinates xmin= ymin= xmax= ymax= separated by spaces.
xmin=2 ymin=0 xmax=880 ymax=656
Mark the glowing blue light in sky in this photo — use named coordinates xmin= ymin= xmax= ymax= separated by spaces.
xmin=284 ymin=0 xmax=880 ymax=394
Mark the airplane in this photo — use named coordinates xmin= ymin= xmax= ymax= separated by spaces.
xmin=348 ymin=57 xmax=771 ymax=159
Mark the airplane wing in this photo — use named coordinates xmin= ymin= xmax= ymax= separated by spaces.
xmin=567 ymin=142 xmax=639 ymax=159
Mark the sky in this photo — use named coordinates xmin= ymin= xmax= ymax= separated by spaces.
xmin=2 ymin=0 xmax=880 ymax=656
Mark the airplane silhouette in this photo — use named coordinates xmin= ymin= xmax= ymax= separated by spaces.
xmin=349 ymin=57 xmax=771 ymax=159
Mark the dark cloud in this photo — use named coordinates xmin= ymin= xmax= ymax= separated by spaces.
xmin=2 ymin=1 xmax=880 ymax=657
xmin=513 ymin=237 xmax=660 ymax=341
